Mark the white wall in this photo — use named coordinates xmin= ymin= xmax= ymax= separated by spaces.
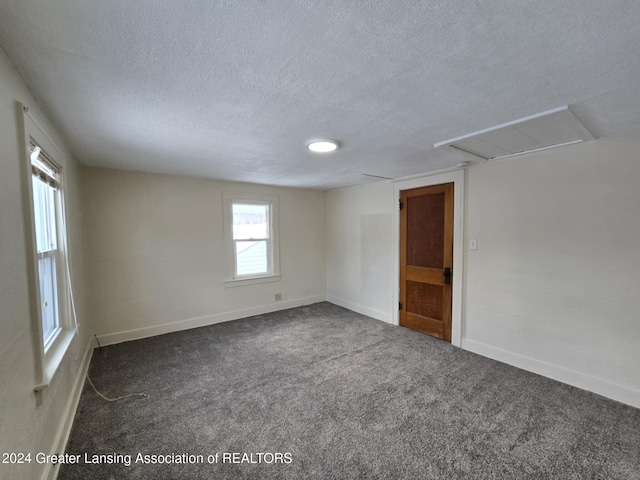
xmin=0 ymin=48 xmax=90 ymax=480
xmin=325 ymin=133 xmax=640 ymax=407
xmin=82 ymin=167 xmax=326 ymax=344
xmin=463 ymin=133 xmax=640 ymax=407
xmin=326 ymin=180 xmax=395 ymax=322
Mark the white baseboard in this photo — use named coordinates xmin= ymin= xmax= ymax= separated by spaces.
xmin=462 ymin=338 xmax=640 ymax=409
xmin=96 ymin=295 xmax=326 ymax=346
xmin=45 ymin=337 xmax=94 ymax=480
xmin=326 ymin=295 xmax=392 ymax=323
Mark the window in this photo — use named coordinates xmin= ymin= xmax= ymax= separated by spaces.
xmin=21 ymin=103 xmax=76 ymax=392
xmin=30 ymin=143 xmax=66 ymax=349
xmin=31 ymin=144 xmax=62 ymax=348
xmin=224 ymin=193 xmax=280 ymax=285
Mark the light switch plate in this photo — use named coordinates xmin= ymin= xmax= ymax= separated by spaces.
xmin=469 ymin=238 xmax=478 ymax=250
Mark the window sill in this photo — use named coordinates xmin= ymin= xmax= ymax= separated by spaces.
xmin=35 ymin=329 xmax=76 ymax=392
xmin=224 ymin=274 xmax=282 ymax=288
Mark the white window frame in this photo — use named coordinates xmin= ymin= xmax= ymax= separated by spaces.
xmin=223 ymin=192 xmax=281 ymax=287
xmin=19 ymin=104 xmax=76 ymax=393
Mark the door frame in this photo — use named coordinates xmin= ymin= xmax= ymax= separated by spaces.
xmin=392 ymin=169 xmax=465 ymax=347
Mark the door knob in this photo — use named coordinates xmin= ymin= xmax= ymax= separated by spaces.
xmin=443 ymin=267 xmax=451 ymax=285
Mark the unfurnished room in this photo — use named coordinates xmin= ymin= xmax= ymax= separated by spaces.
xmin=1 ymin=1 xmax=639 ymax=479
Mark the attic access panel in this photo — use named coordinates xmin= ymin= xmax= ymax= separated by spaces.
xmin=435 ymin=106 xmax=595 ymax=161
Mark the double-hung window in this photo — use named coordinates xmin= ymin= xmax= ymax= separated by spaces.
xmin=31 ymin=144 xmax=63 ymax=348
xmin=224 ymin=193 xmax=280 ymax=285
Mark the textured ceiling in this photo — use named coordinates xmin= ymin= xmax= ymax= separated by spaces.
xmin=1 ymin=1 xmax=640 ymax=189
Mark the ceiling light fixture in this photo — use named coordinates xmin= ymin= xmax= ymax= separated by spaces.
xmin=307 ymin=139 xmax=339 ymax=153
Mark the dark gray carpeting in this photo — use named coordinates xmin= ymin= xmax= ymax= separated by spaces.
xmin=59 ymin=302 xmax=640 ymax=479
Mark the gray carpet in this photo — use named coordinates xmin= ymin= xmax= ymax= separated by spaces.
xmin=59 ymin=302 xmax=640 ymax=479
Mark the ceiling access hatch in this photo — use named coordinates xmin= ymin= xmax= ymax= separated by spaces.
xmin=434 ymin=106 xmax=595 ymax=161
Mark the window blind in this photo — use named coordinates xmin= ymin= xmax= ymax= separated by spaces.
xmin=30 ymin=142 xmax=60 ymax=190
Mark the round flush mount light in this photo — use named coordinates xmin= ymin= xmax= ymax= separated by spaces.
xmin=307 ymin=139 xmax=340 ymax=153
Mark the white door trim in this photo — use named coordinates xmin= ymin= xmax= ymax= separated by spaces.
xmin=392 ymin=169 xmax=466 ymax=347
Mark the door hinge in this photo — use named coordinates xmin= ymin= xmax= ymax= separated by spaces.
xmin=399 ymin=302 xmax=403 ymax=310
xmin=399 ymin=200 xmax=404 ymax=210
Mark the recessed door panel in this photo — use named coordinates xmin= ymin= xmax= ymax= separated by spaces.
xmin=406 ymin=281 xmax=443 ymax=320
xmin=406 ymin=193 xmax=444 ymax=269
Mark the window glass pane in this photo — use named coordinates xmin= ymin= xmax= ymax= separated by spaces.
xmin=232 ymin=203 xmax=268 ymax=240
xmin=38 ymin=255 xmax=59 ymax=343
xmin=32 ymin=175 xmax=57 ymax=252
xmin=32 ymin=173 xmax=60 ymax=345
xmin=235 ymin=240 xmax=268 ymax=276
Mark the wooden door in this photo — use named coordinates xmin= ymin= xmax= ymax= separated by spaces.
xmin=399 ymin=183 xmax=454 ymax=341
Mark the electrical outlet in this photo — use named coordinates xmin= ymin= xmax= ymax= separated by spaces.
xmin=275 ymin=293 xmax=282 ymax=301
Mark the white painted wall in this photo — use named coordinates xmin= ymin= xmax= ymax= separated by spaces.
xmin=325 ymin=133 xmax=640 ymax=407
xmin=463 ymin=133 xmax=640 ymax=407
xmin=326 ymin=181 xmax=395 ymax=322
xmin=0 ymin=49 xmax=90 ymax=480
xmin=82 ymin=167 xmax=326 ymax=344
